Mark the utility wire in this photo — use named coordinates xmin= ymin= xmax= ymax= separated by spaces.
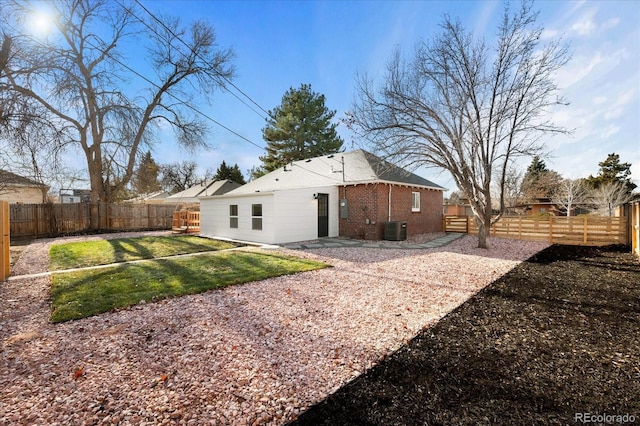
xmin=130 ymin=0 xmax=272 ymax=120
xmin=80 ymin=37 xmax=265 ymax=151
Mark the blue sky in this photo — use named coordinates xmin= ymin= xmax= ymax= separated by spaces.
xmin=138 ymin=0 xmax=639 ymax=192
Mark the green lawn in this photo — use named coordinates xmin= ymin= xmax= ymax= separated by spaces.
xmin=50 ymin=251 xmax=328 ymax=323
xmin=49 ymin=235 xmax=237 ymax=270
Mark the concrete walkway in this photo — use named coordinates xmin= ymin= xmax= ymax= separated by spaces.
xmin=282 ymin=233 xmax=465 ymax=250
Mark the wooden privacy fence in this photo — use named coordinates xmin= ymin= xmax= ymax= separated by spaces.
xmin=10 ymin=203 xmax=181 ymax=238
xmin=444 ymin=215 xmax=629 ymax=246
xmin=1 ymin=201 xmax=9 ymax=281
xmin=631 ymin=201 xmax=640 ymax=258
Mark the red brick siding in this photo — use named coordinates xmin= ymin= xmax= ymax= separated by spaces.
xmin=338 ymin=183 xmax=443 ymax=240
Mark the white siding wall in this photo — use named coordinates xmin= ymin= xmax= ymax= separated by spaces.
xmin=200 ymin=186 xmax=340 ymax=244
xmin=272 ymin=186 xmax=339 ymax=243
xmin=200 ymin=194 xmax=275 ymax=244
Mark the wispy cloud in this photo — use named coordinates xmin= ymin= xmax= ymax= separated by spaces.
xmin=571 ymin=11 xmax=597 ymax=35
xmin=555 ymin=51 xmax=604 ymax=89
xmin=600 ymin=17 xmax=620 ymax=31
xmin=600 ymin=124 xmax=620 ymax=139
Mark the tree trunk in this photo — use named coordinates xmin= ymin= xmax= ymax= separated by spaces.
xmin=477 ymin=222 xmax=488 ymax=249
xmin=88 ymin=168 xmax=103 ymax=231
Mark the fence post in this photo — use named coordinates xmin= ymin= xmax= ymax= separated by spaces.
xmin=549 ymin=216 xmax=553 ymax=244
xmin=33 ymin=203 xmax=39 ymax=238
xmin=583 ymin=216 xmax=588 ymax=244
xmin=518 ymin=216 xmax=522 ymax=239
xmin=1 ymin=201 xmax=9 ymax=281
xmin=466 ymin=215 xmax=470 ymax=234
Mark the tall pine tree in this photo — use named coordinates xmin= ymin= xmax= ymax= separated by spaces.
xmin=585 ymin=153 xmax=636 ymax=193
xmin=133 ymin=151 xmax=161 ymax=195
xmin=521 ymin=156 xmax=562 ymax=201
xmin=213 ymin=160 xmax=246 ymax=184
xmin=256 ymin=84 xmax=343 ymax=177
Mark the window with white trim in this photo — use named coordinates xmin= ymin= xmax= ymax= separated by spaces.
xmin=412 ymin=192 xmax=421 ymax=212
xmin=229 ymin=204 xmax=238 ymax=228
xmin=252 ymin=204 xmax=263 ymax=230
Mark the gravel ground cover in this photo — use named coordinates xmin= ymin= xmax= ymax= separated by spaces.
xmin=293 ymin=244 xmax=640 ymax=425
xmin=1 ymin=232 xmax=547 ymax=425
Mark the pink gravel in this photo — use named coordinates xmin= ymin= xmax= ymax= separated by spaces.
xmin=0 ymin=232 xmax=548 ymax=425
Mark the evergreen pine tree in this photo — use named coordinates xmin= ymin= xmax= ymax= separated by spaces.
xmin=585 ymin=153 xmax=636 ymax=192
xmin=257 ymin=84 xmax=343 ymax=176
xmin=214 ymin=160 xmax=246 ymax=184
xmin=133 ymin=151 xmax=161 ymax=195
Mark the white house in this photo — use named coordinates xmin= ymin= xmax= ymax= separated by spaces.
xmin=199 ymin=149 xmax=445 ymax=244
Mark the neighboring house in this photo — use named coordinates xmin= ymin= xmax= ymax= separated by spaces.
xmin=0 ymin=170 xmax=49 ymax=204
xmin=444 ymin=197 xmax=473 ymax=216
xmin=165 ymin=179 xmax=242 ymax=204
xmin=59 ymin=189 xmax=91 ymax=203
xmin=125 ymin=190 xmax=171 ymax=204
xmin=200 ymin=149 xmax=446 ymax=244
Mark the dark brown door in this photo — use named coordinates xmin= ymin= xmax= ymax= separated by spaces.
xmin=317 ymin=193 xmax=329 ymax=238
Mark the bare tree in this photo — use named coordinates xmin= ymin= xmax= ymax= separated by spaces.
xmin=160 ymin=161 xmax=209 ymax=194
xmin=495 ymin=167 xmax=524 ymax=214
xmin=589 ymin=181 xmax=634 ymax=217
xmin=0 ymin=0 xmax=235 ymax=228
xmin=350 ymin=1 xmax=569 ymax=248
xmin=552 ymin=178 xmax=587 ymax=217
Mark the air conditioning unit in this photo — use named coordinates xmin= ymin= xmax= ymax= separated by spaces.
xmin=384 ymin=221 xmax=407 ymax=241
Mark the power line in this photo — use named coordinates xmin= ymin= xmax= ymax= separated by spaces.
xmin=129 ymin=0 xmax=272 ymax=120
xmin=76 ymin=36 xmax=266 ymax=151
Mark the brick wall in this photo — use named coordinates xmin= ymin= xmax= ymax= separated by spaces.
xmin=338 ymin=183 xmax=443 ymax=240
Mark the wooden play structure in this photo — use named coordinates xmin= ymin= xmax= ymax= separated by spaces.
xmin=172 ymin=210 xmax=201 ymax=234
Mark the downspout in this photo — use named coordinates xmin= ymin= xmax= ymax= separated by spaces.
xmin=388 ymin=184 xmax=392 ymax=222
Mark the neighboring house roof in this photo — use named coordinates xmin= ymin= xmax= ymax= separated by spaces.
xmin=209 ymin=149 xmax=445 ymax=197
xmin=167 ymin=179 xmax=242 ymax=202
xmin=125 ymin=190 xmax=171 ymax=203
xmin=0 ymin=169 xmax=47 ymax=188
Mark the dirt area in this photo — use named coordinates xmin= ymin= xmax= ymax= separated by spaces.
xmin=292 ymin=244 xmax=640 ymax=425
xmin=8 ymin=238 xmax=33 ymax=270
xmin=1 ymin=233 xmax=548 ymax=424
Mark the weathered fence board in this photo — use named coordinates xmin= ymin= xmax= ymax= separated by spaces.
xmin=10 ymin=203 xmax=180 ymax=238
xmin=631 ymin=202 xmax=640 ymax=258
xmin=444 ymin=215 xmax=628 ymax=246
xmin=1 ymin=201 xmax=9 ymax=281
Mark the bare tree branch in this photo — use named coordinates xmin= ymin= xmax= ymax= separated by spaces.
xmin=350 ymin=1 xmax=569 ymax=248
xmin=0 ymin=0 xmax=235 ymax=228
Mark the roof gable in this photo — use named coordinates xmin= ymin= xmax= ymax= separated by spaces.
xmin=167 ymin=179 xmax=242 ymax=199
xmin=0 ymin=169 xmax=47 ymax=188
xmin=217 ymin=149 xmax=445 ymax=196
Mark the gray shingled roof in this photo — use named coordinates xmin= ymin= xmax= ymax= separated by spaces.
xmin=0 ymin=169 xmax=47 ymax=187
xmin=212 ymin=149 xmax=444 ymax=196
xmin=168 ymin=179 xmax=242 ymax=201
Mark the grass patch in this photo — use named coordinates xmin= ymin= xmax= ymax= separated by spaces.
xmin=49 ymin=235 xmax=237 ymax=270
xmin=50 ymin=251 xmax=328 ymax=323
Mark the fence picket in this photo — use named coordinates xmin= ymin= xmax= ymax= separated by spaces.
xmin=1 ymin=201 xmax=9 ymax=281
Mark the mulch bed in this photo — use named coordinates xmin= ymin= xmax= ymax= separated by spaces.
xmin=291 ymin=244 xmax=640 ymax=425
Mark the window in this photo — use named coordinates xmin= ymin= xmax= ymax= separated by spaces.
xmin=229 ymin=204 xmax=238 ymax=228
xmin=412 ymin=192 xmax=421 ymax=212
xmin=252 ymin=203 xmax=262 ymax=230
